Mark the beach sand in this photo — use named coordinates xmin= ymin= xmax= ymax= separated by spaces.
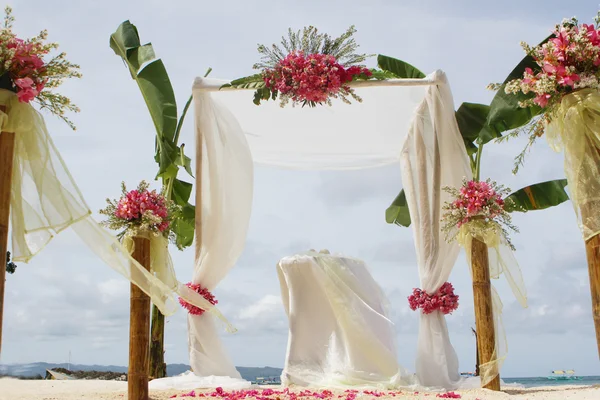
xmin=1 ymin=378 xmax=599 ymax=400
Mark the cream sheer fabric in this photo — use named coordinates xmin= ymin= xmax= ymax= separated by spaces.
xmin=0 ymin=89 xmax=226 ymax=319
xmin=187 ymin=71 xmax=469 ymax=390
xmin=277 ymin=251 xmax=415 ymax=388
xmin=185 ymin=88 xmax=254 ymax=382
xmin=545 ymin=88 xmax=600 ymax=241
xmin=400 ymin=79 xmax=472 ymax=389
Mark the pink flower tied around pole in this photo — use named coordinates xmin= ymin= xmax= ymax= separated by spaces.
xmin=408 ymin=282 xmax=459 ymax=315
xmin=179 ymin=282 xmax=218 ymax=316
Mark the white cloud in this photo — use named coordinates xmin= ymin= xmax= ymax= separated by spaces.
xmin=238 ymin=295 xmax=283 ymax=321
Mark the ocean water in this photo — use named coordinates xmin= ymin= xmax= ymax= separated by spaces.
xmin=503 ymin=376 xmax=600 ymax=388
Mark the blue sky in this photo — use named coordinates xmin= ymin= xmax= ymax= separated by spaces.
xmin=2 ymin=0 xmax=600 ymax=378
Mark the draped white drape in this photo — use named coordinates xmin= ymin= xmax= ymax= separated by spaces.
xmin=185 ymin=71 xmax=470 ymax=389
xmin=400 ymin=82 xmax=472 ymax=389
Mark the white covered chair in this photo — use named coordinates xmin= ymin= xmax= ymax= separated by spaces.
xmin=276 ymin=251 xmax=414 ymax=388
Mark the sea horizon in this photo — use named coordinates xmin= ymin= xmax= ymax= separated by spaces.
xmin=1 ymin=362 xmax=599 ymax=388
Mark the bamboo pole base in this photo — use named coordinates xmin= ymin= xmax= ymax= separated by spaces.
xmin=128 ymin=237 xmax=151 ymax=400
xmin=586 ymin=234 xmax=600 ymax=358
xmin=0 ymin=105 xmax=15 ymax=358
xmin=471 ymin=237 xmax=501 ymax=391
xmin=148 ymin=305 xmax=166 ymax=379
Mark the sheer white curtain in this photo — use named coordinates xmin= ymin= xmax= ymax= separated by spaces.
xmin=400 ymin=75 xmax=472 ymax=389
xmin=182 ymin=72 xmax=468 ymax=389
xmin=188 ymin=90 xmax=254 ymax=380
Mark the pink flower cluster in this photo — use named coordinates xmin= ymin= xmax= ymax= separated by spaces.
xmin=114 ymin=188 xmax=170 ymax=232
xmin=178 ymin=282 xmax=218 ymax=316
xmin=169 ymin=387 xmax=462 ymax=400
xmin=506 ymin=16 xmax=600 ymax=108
xmin=408 ymin=282 xmax=459 ymax=315
xmin=5 ymin=38 xmax=47 ymax=103
xmin=263 ymin=51 xmax=371 ymax=104
xmin=452 ymin=180 xmax=504 ymax=228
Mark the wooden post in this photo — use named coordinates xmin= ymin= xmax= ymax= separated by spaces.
xmin=129 ymin=236 xmax=151 ymax=400
xmin=586 ymin=234 xmax=600 ymax=357
xmin=0 ymin=104 xmax=15 ymax=359
xmin=148 ymin=305 xmax=166 ymax=379
xmin=471 ymin=237 xmax=501 ymax=391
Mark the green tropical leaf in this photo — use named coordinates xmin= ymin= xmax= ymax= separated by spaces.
xmin=365 ymin=69 xmax=398 ymax=80
xmin=463 ymin=139 xmax=478 ymax=156
xmin=172 ymin=179 xmax=193 ymax=205
xmin=486 ymin=35 xmax=553 ymax=137
xmin=221 ymin=74 xmax=266 ymax=89
xmin=455 ymin=102 xmax=497 ymax=144
xmin=377 ymin=55 xmax=426 ymax=79
xmin=385 ymin=189 xmax=411 ymax=227
xmin=154 ymin=138 xmax=178 ymax=177
xmin=253 ymin=87 xmax=271 ymax=105
xmin=173 ymin=203 xmax=195 ymax=249
xmin=110 ymin=21 xmax=178 ymax=143
xmin=136 ymin=60 xmax=178 ymax=142
xmin=503 ymin=179 xmax=569 ymax=213
xmin=174 ymin=144 xmax=194 ymax=177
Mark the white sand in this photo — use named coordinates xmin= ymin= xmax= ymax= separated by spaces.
xmin=0 ymin=378 xmax=599 ymax=400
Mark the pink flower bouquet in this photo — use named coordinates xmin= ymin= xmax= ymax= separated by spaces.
xmin=0 ymin=7 xmax=81 ymax=129
xmin=441 ymin=179 xmax=517 ymax=249
xmin=100 ymin=181 xmax=180 ymax=246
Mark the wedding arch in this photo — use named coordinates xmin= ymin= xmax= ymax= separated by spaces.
xmin=187 ymin=70 xmax=472 ymax=389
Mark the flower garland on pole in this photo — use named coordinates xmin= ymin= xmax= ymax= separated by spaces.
xmin=408 ymin=282 xmax=459 ymax=315
xmin=440 ymin=177 xmax=521 ymax=391
xmin=0 ymin=6 xmax=80 ymax=357
xmin=489 ymin=11 xmax=600 ymax=358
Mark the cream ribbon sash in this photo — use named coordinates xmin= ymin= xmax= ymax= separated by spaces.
xmin=0 ymin=89 xmax=232 ymax=329
xmin=545 ymin=88 xmax=600 ymax=241
xmin=457 ymin=222 xmax=528 ymax=387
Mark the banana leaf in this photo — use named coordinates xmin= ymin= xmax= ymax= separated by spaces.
xmin=377 ymin=55 xmax=426 ymax=79
xmin=503 ymin=179 xmax=569 ymax=213
xmin=386 ymin=189 xmax=411 ymax=227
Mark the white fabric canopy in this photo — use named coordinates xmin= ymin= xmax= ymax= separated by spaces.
xmin=277 ymin=251 xmax=415 ymax=388
xmin=184 ymin=71 xmax=470 ymax=389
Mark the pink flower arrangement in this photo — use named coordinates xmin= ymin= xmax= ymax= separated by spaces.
xmin=100 ymin=181 xmax=180 ymax=243
xmin=503 ymin=16 xmax=600 ymax=109
xmin=178 ymin=282 xmax=217 ymax=316
xmin=441 ymin=178 xmax=517 ymax=249
xmin=114 ymin=187 xmax=170 ymax=232
xmin=408 ymin=282 xmax=459 ymax=315
xmin=0 ymin=7 xmax=80 ymax=129
xmin=263 ymin=51 xmax=372 ymax=106
xmin=449 ymin=180 xmax=505 ymax=228
xmin=235 ymin=26 xmax=374 ymax=107
xmin=6 ymin=39 xmax=47 ymax=103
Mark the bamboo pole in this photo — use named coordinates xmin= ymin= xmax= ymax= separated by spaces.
xmin=0 ymin=104 xmax=15 ymax=359
xmin=128 ymin=236 xmax=151 ymax=400
xmin=586 ymin=233 xmax=600 ymax=357
xmin=471 ymin=237 xmax=501 ymax=391
xmin=148 ymin=305 xmax=166 ymax=379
